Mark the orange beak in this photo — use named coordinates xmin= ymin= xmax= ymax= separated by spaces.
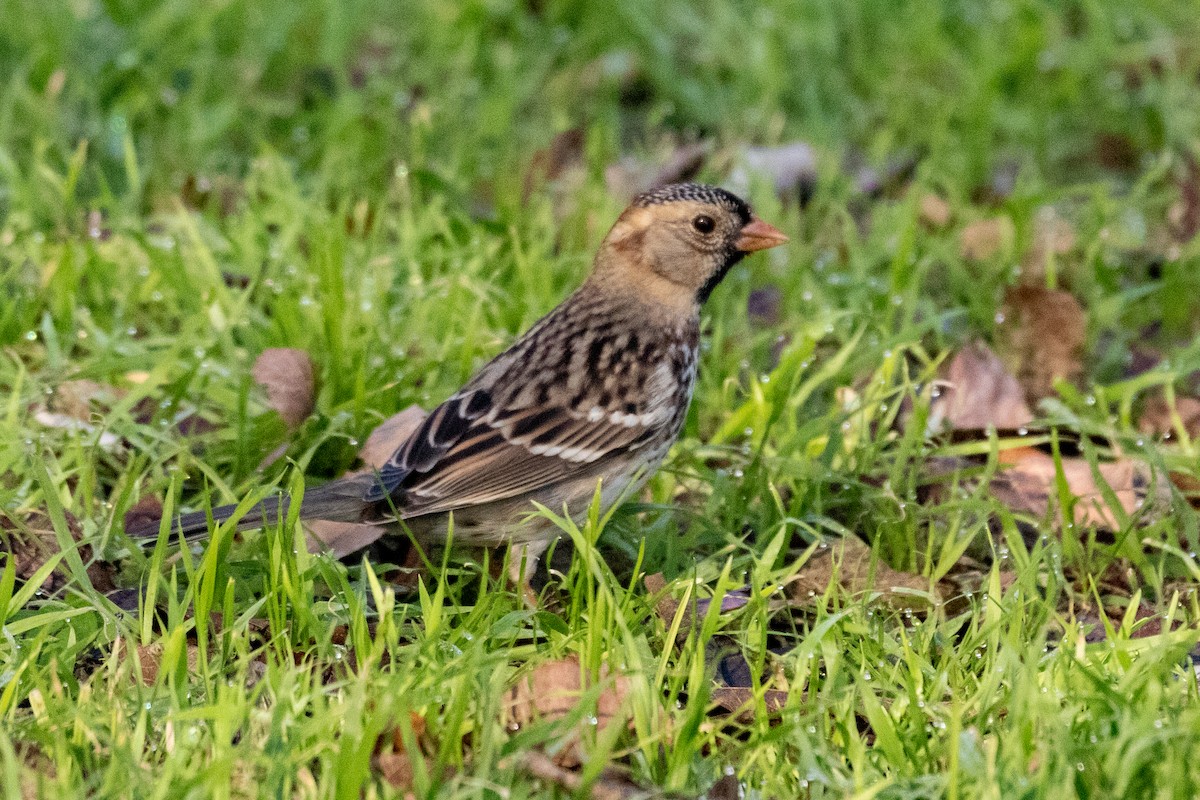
xmin=735 ymin=217 xmax=790 ymax=252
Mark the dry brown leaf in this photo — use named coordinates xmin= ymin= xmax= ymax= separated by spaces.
xmin=998 ymin=285 xmax=1086 ymax=402
xmin=931 ymin=341 xmax=1034 ymax=431
xmin=959 ymin=217 xmax=1014 ymax=261
xmin=1170 ymin=471 xmax=1200 ymax=510
xmin=992 ymin=447 xmax=1167 ymax=530
xmin=709 ymin=687 xmax=789 ymax=723
xmin=304 ymin=405 xmax=426 ymax=558
xmin=32 ymin=379 xmax=127 ymax=449
xmin=644 ymin=573 xmax=680 ymax=631
xmin=1023 ymin=207 xmax=1077 ymax=276
xmin=505 ymin=656 xmax=630 ymax=731
xmin=644 ymin=574 xmax=750 ymax=645
xmin=356 ymin=405 xmax=427 ymax=469
xmin=123 ymin=496 xmax=164 ymax=535
xmin=919 ymin=193 xmax=952 ymax=228
xmin=1138 ymin=394 xmax=1200 ymax=440
xmin=514 ymin=751 xmax=669 ymax=800
xmin=503 ymin=656 xmax=632 ymax=768
xmin=523 ymin=127 xmax=587 ymax=201
xmin=118 ymin=640 xmax=202 ymax=686
xmin=251 ymin=348 xmax=316 ymax=429
xmin=786 ymin=535 xmax=936 ymax=609
xmin=1169 ymin=152 xmax=1200 ymax=244
xmin=373 ymin=712 xmax=434 ymax=797
xmin=48 ymin=379 xmax=126 ymax=420
xmin=0 ymin=509 xmax=116 ymax=593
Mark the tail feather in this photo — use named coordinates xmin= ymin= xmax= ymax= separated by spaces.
xmin=127 ymin=474 xmax=378 ymax=544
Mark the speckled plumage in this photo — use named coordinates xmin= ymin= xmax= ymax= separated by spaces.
xmin=134 ymin=183 xmax=788 ymax=572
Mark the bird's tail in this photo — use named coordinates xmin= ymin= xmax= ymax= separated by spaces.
xmin=127 ymin=475 xmax=378 ymax=544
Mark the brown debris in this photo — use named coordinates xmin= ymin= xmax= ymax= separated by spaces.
xmin=786 ymin=535 xmax=936 ymax=610
xmin=305 ymin=405 xmax=426 ymax=558
xmin=998 ymin=285 xmax=1087 ymax=402
xmin=514 ymin=750 xmax=671 ymax=800
xmin=523 ymin=127 xmax=587 ymax=201
xmin=930 ymin=341 xmax=1034 ymax=431
xmin=924 ymin=446 xmax=1171 ymax=534
xmin=1169 ymin=152 xmax=1200 ymax=244
xmin=373 ymin=712 xmax=436 ymax=797
xmin=503 ymin=656 xmax=632 ymax=768
xmin=0 ymin=509 xmax=116 ymax=594
xmin=252 ymin=348 xmax=316 ymax=429
xmin=709 ymin=687 xmax=790 ymax=723
xmin=123 ymin=496 xmax=164 ymax=535
xmin=1023 ymin=207 xmax=1077 ymax=276
xmin=959 ymin=217 xmax=1014 ymax=261
xmin=116 ymin=639 xmax=202 ymax=686
xmin=919 ymin=193 xmax=952 ymax=228
xmin=1139 ymin=394 xmax=1200 ymax=441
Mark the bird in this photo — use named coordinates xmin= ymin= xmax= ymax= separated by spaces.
xmin=130 ymin=183 xmax=788 ymax=578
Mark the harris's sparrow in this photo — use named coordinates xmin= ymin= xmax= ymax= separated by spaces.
xmin=132 ymin=183 xmax=788 ymax=574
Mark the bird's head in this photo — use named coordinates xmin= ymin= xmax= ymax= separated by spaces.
xmin=594 ymin=183 xmax=789 ymax=310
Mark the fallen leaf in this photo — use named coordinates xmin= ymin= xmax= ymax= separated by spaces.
xmin=786 ymin=535 xmax=937 ymax=610
xmin=1093 ymin=132 xmax=1140 ymax=172
xmin=1023 ymin=206 xmax=1077 ymax=276
xmin=998 ymin=285 xmax=1086 ymax=402
xmin=48 ymin=379 xmax=125 ymax=420
xmin=706 ymin=774 xmax=742 ymax=800
xmin=1138 ymin=394 xmax=1200 ymax=440
xmin=959 ymin=217 xmax=1014 ymax=261
xmin=1169 ymin=152 xmax=1200 ymax=244
xmin=373 ymin=712 xmax=434 ymax=797
xmin=15 ymin=741 xmax=56 ymax=800
xmin=32 ymin=410 xmax=122 ymax=450
xmin=0 ymin=509 xmax=116 ymax=594
xmin=514 ymin=751 xmax=671 ymax=800
xmin=503 ymin=656 xmax=632 ymax=768
xmin=505 ymin=656 xmax=630 ymax=731
xmin=251 ymin=348 xmax=316 ymax=429
xmin=304 ymin=405 xmax=426 ymax=557
xmin=992 ymin=447 xmax=1167 ymax=530
xmin=523 ymin=127 xmax=587 ymax=201
xmin=123 ymin=496 xmax=164 ymax=535
xmin=356 ymin=406 xmax=427 ymax=469
xmin=117 ymin=639 xmax=202 ymax=686
xmin=644 ymin=574 xmax=750 ymax=644
xmin=919 ymin=193 xmax=952 ymax=228
xmin=709 ymin=687 xmax=790 ymax=722
xmin=930 ymin=341 xmax=1034 ymax=431
xmin=1169 ymin=471 xmax=1200 ymax=510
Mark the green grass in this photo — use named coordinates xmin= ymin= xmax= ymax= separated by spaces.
xmin=3 ymin=0 xmax=1200 ymax=797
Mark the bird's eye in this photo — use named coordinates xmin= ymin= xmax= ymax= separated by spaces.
xmin=692 ymin=214 xmax=715 ymax=234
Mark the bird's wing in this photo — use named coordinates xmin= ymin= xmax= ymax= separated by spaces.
xmin=363 ymin=386 xmax=664 ymax=516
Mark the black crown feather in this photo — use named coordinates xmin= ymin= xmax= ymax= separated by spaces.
xmin=632 ymin=183 xmax=751 ymax=224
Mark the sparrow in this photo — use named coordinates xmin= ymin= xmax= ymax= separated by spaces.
xmin=131 ymin=183 xmax=788 ymax=575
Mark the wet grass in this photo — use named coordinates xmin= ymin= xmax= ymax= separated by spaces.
xmin=2 ymin=0 xmax=1200 ymax=797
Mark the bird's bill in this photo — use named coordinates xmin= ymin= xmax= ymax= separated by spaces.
xmin=735 ymin=217 xmax=790 ymax=252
